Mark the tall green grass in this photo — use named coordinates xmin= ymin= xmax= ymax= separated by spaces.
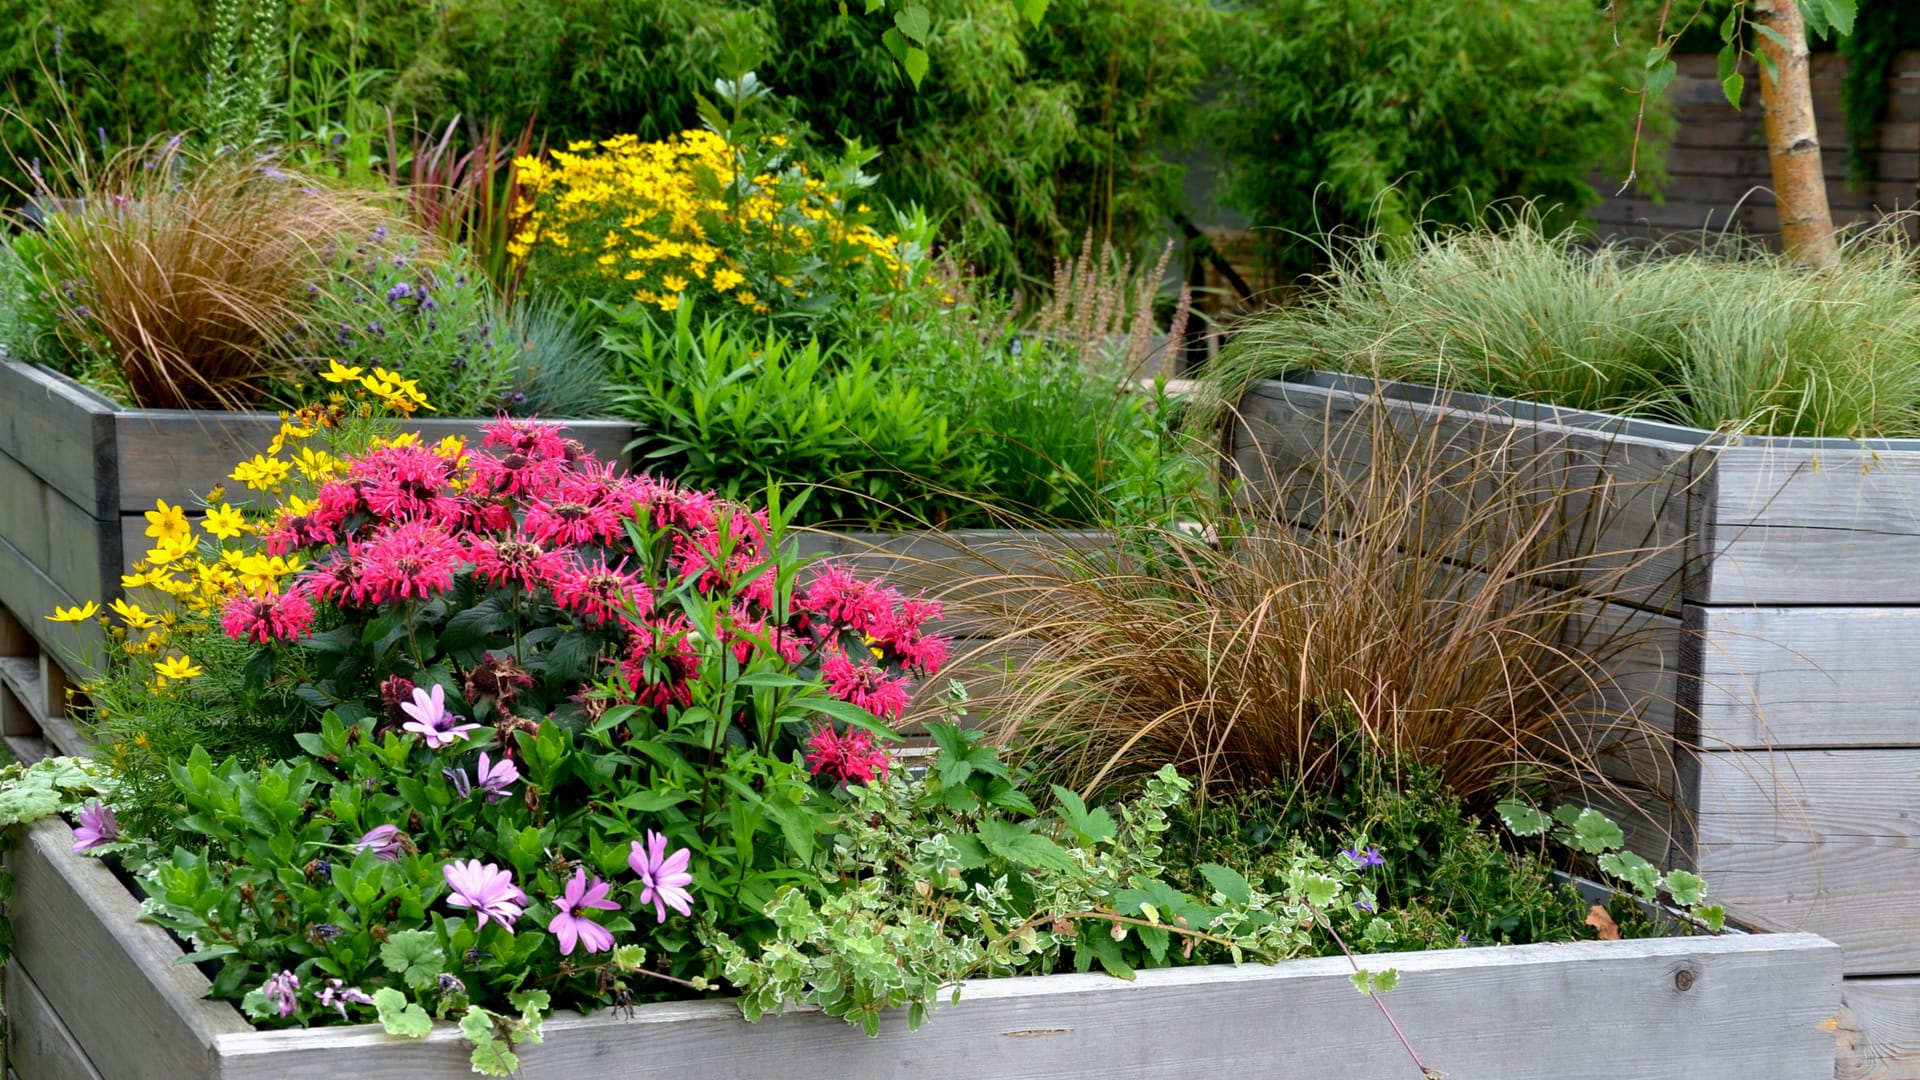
xmin=1206 ymin=218 xmax=1920 ymax=439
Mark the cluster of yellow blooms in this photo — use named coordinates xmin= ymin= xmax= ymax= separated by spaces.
xmin=510 ymin=130 xmax=907 ymax=315
xmin=47 ymin=371 xmax=438 ymax=693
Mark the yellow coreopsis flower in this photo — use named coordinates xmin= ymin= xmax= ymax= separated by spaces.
xmin=46 ymin=601 xmax=100 ymax=623
xmin=144 ymin=499 xmax=191 ymax=544
xmin=109 ymin=598 xmax=160 ymax=630
xmin=202 ymin=503 xmax=248 ymax=541
xmin=147 ymin=534 xmax=197 ymax=566
xmin=153 ymin=655 xmax=204 ymax=686
xmin=321 ymin=360 xmax=365 ymax=384
xmin=232 ymin=454 xmax=293 ymax=491
xmin=293 ymin=446 xmax=343 ymax=482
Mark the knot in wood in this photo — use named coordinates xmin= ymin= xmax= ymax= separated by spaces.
xmin=1674 ymin=968 xmax=1697 ymax=992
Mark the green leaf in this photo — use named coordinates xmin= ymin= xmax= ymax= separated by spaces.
xmin=1495 ymin=799 xmax=1550 ymax=837
xmin=1565 ymin=808 xmax=1625 ymax=855
xmin=1597 ymin=850 xmax=1661 ymax=900
xmin=373 ymin=987 xmax=432 ymax=1039
xmin=461 ymin=1008 xmax=519 ymax=1076
xmin=893 ymin=4 xmax=930 ymax=45
xmin=1349 ymin=970 xmax=1373 ymax=994
xmin=1722 ymin=72 xmax=1746 ymax=110
xmin=1646 ymin=59 xmax=1678 ymax=97
xmin=902 ymin=48 xmax=929 ymax=89
xmin=1371 ymin=967 xmax=1398 ymax=993
xmin=1302 ymin=873 xmax=1340 ymax=908
xmin=1018 ymin=0 xmax=1050 ymax=25
xmin=1051 ymin=785 xmax=1117 ymax=844
xmin=1822 ymin=0 xmax=1856 ymax=36
xmin=1696 ymin=904 xmax=1728 ymax=932
xmin=1719 ymin=8 xmax=1739 ymax=43
xmin=1198 ymin=863 xmax=1253 ymax=905
xmin=1664 ymin=869 xmax=1708 ymax=907
xmin=380 ymin=930 xmax=446 ymax=991
xmin=977 ymin=817 xmax=1077 ymax=871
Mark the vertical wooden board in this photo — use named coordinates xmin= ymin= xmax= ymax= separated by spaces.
xmin=1689 ymin=606 xmax=1920 ymax=749
xmin=5 ymin=963 xmax=106 ymax=1080
xmin=211 ymin=935 xmax=1841 ymax=1080
xmin=1701 ymin=444 xmax=1920 ymax=605
xmin=0 ymin=451 xmax=52 ymax=575
xmin=1836 ymin=977 xmax=1920 ymax=1080
xmin=0 ymin=364 xmax=117 ymax=518
xmin=38 ymin=491 xmax=115 ymax=615
xmin=6 ymin=818 xmax=252 ymax=1080
xmin=0 ymin=533 xmax=101 ymax=680
xmin=1232 ymin=379 xmax=1700 ymax=615
xmin=1695 ymin=750 xmax=1920 ymax=975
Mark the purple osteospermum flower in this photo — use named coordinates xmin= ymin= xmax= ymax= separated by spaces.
xmin=1340 ymin=846 xmax=1385 ymax=869
xmin=316 ymin=978 xmax=374 ymax=1019
xmin=475 ymin=752 xmax=519 ymax=803
xmin=355 ymin=824 xmax=406 ymax=862
xmin=72 ymin=800 xmax=119 ymax=852
xmin=629 ymin=830 xmax=694 ymax=923
xmin=262 ymin=970 xmax=299 ymax=1018
xmin=443 ymin=765 xmax=472 ymax=798
xmin=444 ymin=859 xmax=527 ymax=932
xmin=400 ymin=684 xmax=482 ymax=749
xmin=547 ymin=867 xmax=620 ymax=956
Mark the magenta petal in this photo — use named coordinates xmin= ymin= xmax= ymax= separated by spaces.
xmin=549 ymin=912 xmax=579 ymax=955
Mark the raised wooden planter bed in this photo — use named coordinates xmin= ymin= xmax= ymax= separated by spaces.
xmin=0 ymin=361 xmax=635 ymax=687
xmin=1231 ymin=371 xmax=1920 ymax=1075
xmin=2 ymin=816 xmax=1841 ymax=1079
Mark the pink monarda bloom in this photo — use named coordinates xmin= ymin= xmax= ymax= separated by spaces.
xmin=805 ymin=725 xmax=892 ymax=786
xmin=547 ymin=867 xmax=620 ymax=956
xmin=444 ymin=859 xmax=528 ymax=932
xmin=400 ymin=684 xmax=483 ymax=749
xmin=72 ymin=799 xmax=119 ymax=852
xmin=353 ymin=519 xmax=463 ymax=604
xmin=221 ymin=588 xmax=317 ymax=643
xmin=629 ymin=831 xmax=694 ymax=923
xmin=552 ymin=555 xmax=653 ymax=627
xmin=819 ymin=649 xmax=912 ymax=720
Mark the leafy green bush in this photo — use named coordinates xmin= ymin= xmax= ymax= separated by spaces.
xmin=1206 ymin=0 xmax=1656 ymax=270
xmin=1207 ymin=218 xmax=1920 ymax=438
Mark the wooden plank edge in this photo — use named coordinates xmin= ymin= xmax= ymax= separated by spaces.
xmin=5 ymin=962 xmax=106 ymax=1080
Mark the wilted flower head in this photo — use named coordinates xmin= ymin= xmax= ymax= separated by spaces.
xmin=262 ymin=970 xmax=299 ymax=1018
xmin=355 ymin=824 xmax=408 ymax=862
xmin=316 ymin=978 xmax=374 ymax=1019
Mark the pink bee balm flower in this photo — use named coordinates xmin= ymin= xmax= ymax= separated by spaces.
xmin=629 ymin=830 xmax=694 ymax=923
xmin=353 ymin=520 xmax=463 ymax=604
xmin=221 ymin=588 xmax=316 ymax=643
xmin=400 ymin=683 xmax=483 ymax=749
xmin=72 ymin=800 xmax=119 ymax=852
xmin=444 ymin=859 xmax=527 ymax=932
xmin=819 ymin=649 xmax=912 ymax=719
xmin=547 ymin=867 xmax=620 ymax=956
xmin=805 ymin=725 xmax=892 ymax=786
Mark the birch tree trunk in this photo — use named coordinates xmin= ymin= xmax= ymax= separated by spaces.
xmin=1753 ymin=0 xmax=1839 ymax=268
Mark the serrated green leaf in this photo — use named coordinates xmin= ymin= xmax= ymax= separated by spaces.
xmin=374 ymin=987 xmax=432 ymax=1039
xmin=380 ymin=930 xmax=447 ymax=991
xmin=1198 ymin=863 xmax=1253 ymax=905
xmin=1371 ymin=967 xmax=1398 ymax=993
xmin=1597 ymin=849 xmax=1661 ymax=900
xmin=1567 ymin=808 xmax=1625 ymax=855
xmin=1697 ymin=904 xmax=1727 ymax=932
xmin=1349 ymin=970 xmax=1372 ymax=994
xmin=1646 ymin=59 xmax=1678 ymax=96
xmin=1664 ymin=869 xmax=1708 ymax=907
xmin=978 ymin=817 xmax=1077 ymax=871
xmin=1302 ymin=872 xmax=1340 ymax=908
xmin=1051 ymin=784 xmax=1116 ymax=844
xmin=1723 ymin=72 xmax=1746 ymax=109
xmin=902 ymin=47 xmax=929 ymax=89
xmin=893 ymin=4 xmax=930 ymax=45
xmin=1823 ymin=0 xmax=1856 ymax=36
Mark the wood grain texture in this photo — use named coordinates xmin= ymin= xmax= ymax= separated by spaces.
xmin=5 ymin=964 xmax=105 ymax=1080
xmin=1836 ymin=977 xmax=1920 ymax=1080
xmin=1233 ymin=378 xmax=1701 ymax=616
xmin=0 ymin=532 xmax=99 ymax=682
xmin=1701 ymin=445 xmax=1920 ymax=606
xmin=113 ymin=412 xmax=636 ymax=507
xmin=1689 ymin=606 xmax=1920 ymax=749
xmin=209 ymin=934 xmax=1840 ymax=1080
xmin=1696 ymin=750 xmax=1920 ymax=975
xmin=0 ymin=450 xmax=51 ymax=575
xmin=0 ymin=363 xmax=117 ymax=518
xmin=6 ymin=818 xmax=252 ymax=1080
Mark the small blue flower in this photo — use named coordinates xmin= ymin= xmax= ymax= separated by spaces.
xmin=1340 ymin=846 xmax=1385 ymax=869
xmin=386 ymin=281 xmax=413 ymax=303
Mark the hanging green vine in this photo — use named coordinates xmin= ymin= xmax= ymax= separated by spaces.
xmin=1835 ymin=0 xmax=1907 ymax=188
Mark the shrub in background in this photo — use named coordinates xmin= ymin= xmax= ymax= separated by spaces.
xmin=1206 ymin=0 xmax=1656 ymax=272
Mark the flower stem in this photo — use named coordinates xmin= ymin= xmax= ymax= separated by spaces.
xmin=1306 ymin=901 xmax=1434 ymax=1079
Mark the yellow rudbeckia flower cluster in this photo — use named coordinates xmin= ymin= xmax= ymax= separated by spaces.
xmin=510 ymin=130 xmax=910 ymax=317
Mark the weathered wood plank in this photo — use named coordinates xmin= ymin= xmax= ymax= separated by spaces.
xmin=0 ymin=533 xmax=100 ymax=682
xmin=37 ymin=491 xmax=113 ymax=618
xmin=0 ymin=364 xmax=117 ymax=519
xmin=114 ymin=412 xmax=636 ymax=508
xmin=1689 ymin=607 xmax=1920 ymax=749
xmin=1837 ymin=977 xmax=1920 ymax=1080
xmin=211 ymin=933 xmax=1840 ymax=1080
xmin=1701 ymin=445 xmax=1920 ymax=605
xmin=1696 ymin=750 xmax=1920 ymax=975
xmin=6 ymin=818 xmax=253 ymax=1080
xmin=5 ymin=962 xmax=106 ymax=1080
xmin=0 ymin=450 xmax=52 ymax=577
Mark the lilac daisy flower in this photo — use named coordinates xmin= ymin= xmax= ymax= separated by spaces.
xmin=316 ymin=978 xmax=374 ymax=1020
xmin=547 ymin=867 xmax=620 ymax=956
xmin=475 ymin=752 xmax=519 ymax=803
xmin=400 ymin=684 xmax=482 ymax=749
xmin=72 ymin=800 xmax=119 ymax=852
xmin=629 ymin=830 xmax=694 ymax=923
xmin=444 ymin=859 xmax=527 ymax=932
xmin=355 ymin=824 xmax=407 ymax=862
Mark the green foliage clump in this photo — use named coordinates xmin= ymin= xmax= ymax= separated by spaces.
xmin=1205 ymin=0 xmax=1656 ymax=270
xmin=1208 ymin=217 xmax=1920 ymax=439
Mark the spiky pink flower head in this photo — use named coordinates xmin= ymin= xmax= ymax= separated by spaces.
xmin=352 ymin=443 xmax=460 ymax=524
xmin=353 ymin=519 xmax=463 ymax=605
xmin=221 ymin=588 xmax=316 ymax=643
xmin=467 ymin=533 xmax=567 ymax=592
xmin=400 ymin=683 xmax=483 ymax=749
xmin=617 ymin=617 xmax=699 ymax=710
xmin=443 ymin=858 xmax=527 ymax=932
xmin=72 ymin=800 xmax=119 ymax=852
xmin=629 ymin=830 xmax=694 ymax=923
xmin=873 ymin=596 xmax=948 ymax=675
xmin=805 ymin=724 xmax=892 ymax=786
xmin=547 ymin=867 xmax=620 ymax=956
xmin=819 ymin=648 xmax=913 ymax=720
xmin=305 ymin=550 xmax=365 ymax=605
xmin=311 ymin=479 xmax=368 ymax=538
xmin=801 ymin=562 xmax=896 ymax=634
xmin=552 ymin=554 xmax=653 ymax=627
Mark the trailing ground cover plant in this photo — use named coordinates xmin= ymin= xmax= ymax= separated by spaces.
xmin=1204 ymin=217 xmax=1920 ymax=439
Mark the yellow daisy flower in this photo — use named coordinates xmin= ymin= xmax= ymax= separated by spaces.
xmin=46 ymin=601 xmax=100 ymax=623
xmin=232 ymin=454 xmax=292 ymax=491
xmin=153 ymin=655 xmax=204 ymax=685
xmin=202 ymin=504 xmax=248 ymax=540
xmin=110 ymin=598 xmax=160 ymax=630
xmin=321 ymin=360 xmax=365 ymax=384
xmin=144 ymin=499 xmax=191 ymax=544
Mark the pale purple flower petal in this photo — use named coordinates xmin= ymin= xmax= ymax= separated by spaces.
xmin=475 ymin=752 xmax=519 ymax=803
xmin=546 ymin=867 xmax=618 ymax=956
xmin=443 ymin=858 xmax=526 ymax=932
xmin=629 ymin=830 xmax=694 ymax=923
xmin=262 ymin=970 xmax=299 ymax=1018
xmin=72 ymin=800 xmax=119 ymax=852
xmin=355 ymin=824 xmax=406 ymax=862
